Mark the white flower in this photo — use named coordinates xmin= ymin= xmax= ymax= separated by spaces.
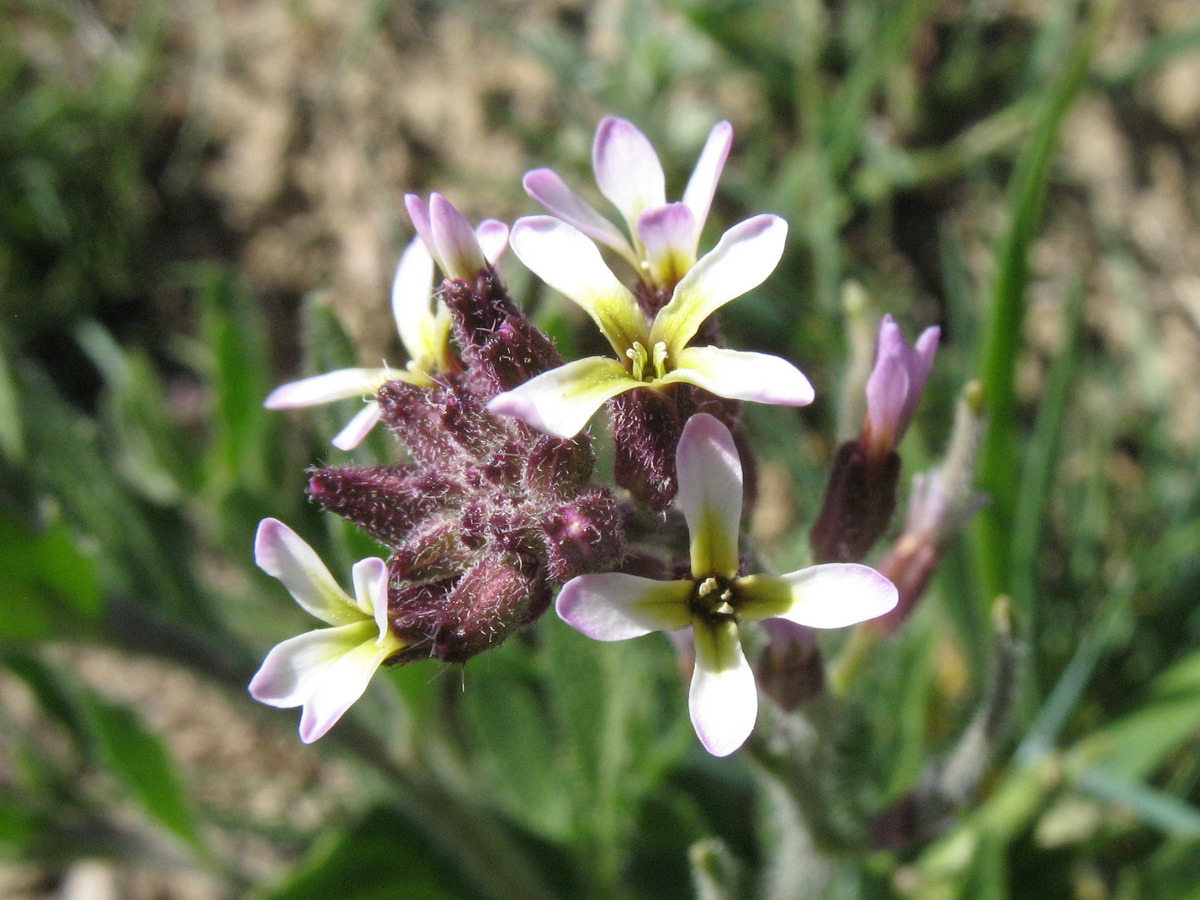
xmin=248 ymin=518 xmax=404 ymax=743
xmin=524 ymin=116 xmax=732 ymax=292
xmin=555 ymin=414 xmax=898 ymax=757
xmin=264 ymin=194 xmax=508 ymax=450
xmin=486 ymin=214 xmax=813 ymax=439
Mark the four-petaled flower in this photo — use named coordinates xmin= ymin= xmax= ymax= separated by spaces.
xmin=264 ymin=194 xmax=507 ymax=450
xmin=555 ymin=414 xmax=898 ymax=757
xmin=248 ymin=518 xmax=404 ymax=743
xmin=524 ymin=116 xmax=732 ymax=293
xmin=861 ymin=314 xmax=940 ymax=459
xmin=487 ymin=214 xmax=814 ymax=439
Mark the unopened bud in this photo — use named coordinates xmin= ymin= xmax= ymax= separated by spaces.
xmin=523 ymin=434 xmax=595 ymax=499
xmin=540 ymin=489 xmax=624 ymax=582
xmin=389 ymin=554 xmax=550 ymax=664
xmin=754 ymin=619 xmax=826 ymax=710
xmin=307 ymin=465 xmax=459 ymax=549
xmin=808 ymin=441 xmax=901 ymax=563
xmin=441 ymin=268 xmax=562 ymax=397
xmin=378 ymin=379 xmax=505 ymax=469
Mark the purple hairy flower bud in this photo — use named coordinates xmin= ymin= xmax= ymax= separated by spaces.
xmin=389 ymin=554 xmax=551 ymax=664
xmin=523 ymin=434 xmax=595 ymax=499
xmin=808 ymin=441 xmax=901 ymax=563
xmin=377 ymin=379 xmax=506 ymax=469
xmin=809 ymin=315 xmax=939 ymax=563
xmin=754 ymin=619 xmax=826 ymax=711
xmin=440 ymin=268 xmax=564 ymax=398
xmin=875 ymin=381 xmax=986 ymax=631
xmin=540 ymin=489 xmax=625 ymax=583
xmin=307 ymin=465 xmax=460 ymax=548
xmin=608 ymin=384 xmax=739 ymax=511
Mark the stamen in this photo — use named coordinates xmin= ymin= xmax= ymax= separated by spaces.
xmin=652 ymin=341 xmax=669 ymax=379
xmin=691 ymin=576 xmax=738 ymax=620
xmin=624 ymin=341 xmax=668 ymax=383
xmin=626 ymin=341 xmax=653 ymax=382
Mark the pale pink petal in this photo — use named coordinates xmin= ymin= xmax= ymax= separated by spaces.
xmin=487 ymin=356 xmax=636 ymax=439
xmin=675 ymin=413 xmax=743 ymax=579
xmin=736 ymin=565 xmax=898 ymax=628
xmin=264 ymin=368 xmax=387 ymax=409
xmin=664 ymin=347 xmax=815 ymax=407
xmin=864 ymin=326 xmax=911 ymax=450
xmin=475 ymin=219 xmax=510 ymax=265
xmin=681 ymin=120 xmax=733 ymax=248
xmin=429 ymin=193 xmax=486 ymax=280
xmin=404 ymin=194 xmax=434 ymax=256
xmin=556 ymin=573 xmax=693 ymax=640
xmin=522 ymin=168 xmax=635 ymax=263
xmin=637 ymin=203 xmax=696 ymax=288
xmin=689 ymin=618 xmax=757 ymax=757
xmin=904 ymin=325 xmax=940 ymax=425
xmin=509 ymin=216 xmax=649 ymax=354
xmin=248 ymin=621 xmax=390 ymax=743
xmin=331 ymin=401 xmax=383 ymax=451
xmin=391 ymin=237 xmax=436 ymax=360
xmin=254 ymin=519 xmax=365 ymax=626
xmin=649 ymin=214 xmax=787 ymax=355
xmin=593 ymin=117 xmax=666 ymax=234
xmin=350 ymin=556 xmax=389 ymax=623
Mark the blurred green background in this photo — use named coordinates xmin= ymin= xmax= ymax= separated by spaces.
xmin=3 ymin=0 xmax=1200 ymax=897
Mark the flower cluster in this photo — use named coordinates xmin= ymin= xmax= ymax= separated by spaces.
xmin=249 ymin=118 xmax=964 ymax=756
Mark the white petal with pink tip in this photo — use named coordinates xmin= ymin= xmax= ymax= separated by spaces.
xmin=487 ymin=356 xmax=635 ymax=439
xmin=689 ymin=619 xmax=757 ymax=757
xmin=264 ymin=369 xmax=387 ymax=410
xmin=650 ymin=214 xmax=788 ymax=354
xmin=332 ymin=401 xmax=384 ymax=452
xmin=682 ymin=121 xmax=733 ymax=247
xmin=675 ymin=413 xmax=743 ymax=579
xmin=737 ymin=564 xmax=899 ymax=629
xmin=556 ymin=574 xmax=694 ymax=641
xmin=254 ymin=519 xmax=365 ymax=626
xmin=665 ymin=347 xmax=815 ymax=407
xmin=592 ymin=117 xmax=666 ymax=231
xmin=522 ymin=168 xmax=635 ymax=262
xmin=249 ymin=622 xmax=391 ymax=743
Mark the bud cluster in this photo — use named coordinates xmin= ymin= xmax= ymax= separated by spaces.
xmin=310 ymin=268 xmax=623 ymax=664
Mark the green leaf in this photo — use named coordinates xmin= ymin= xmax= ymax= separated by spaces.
xmin=83 ymin=693 xmax=204 ymax=853
xmin=0 ymin=509 xmax=103 ymax=640
xmin=0 ymin=650 xmax=91 ymax=754
xmin=0 ymin=337 xmax=24 ymax=462
xmin=1075 ymin=769 xmax=1200 ymax=839
xmin=255 ymin=805 xmax=481 ymax=900
xmin=973 ymin=0 xmax=1117 ymax=605
xmin=191 ymin=263 xmax=278 ymax=497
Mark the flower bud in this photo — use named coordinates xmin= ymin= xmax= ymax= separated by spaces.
xmin=808 ymin=441 xmax=901 ymax=563
xmin=389 ymin=554 xmax=550 ymax=663
xmin=540 ymin=489 xmax=624 ymax=583
xmin=307 ymin=465 xmax=460 ymax=549
xmin=861 ymin=315 xmax=939 ymax=461
xmin=522 ymin=434 xmax=595 ymax=499
xmin=440 ymin=268 xmax=563 ymax=398
xmin=377 ymin=379 xmax=506 ymax=470
xmin=754 ymin=619 xmax=825 ymax=711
